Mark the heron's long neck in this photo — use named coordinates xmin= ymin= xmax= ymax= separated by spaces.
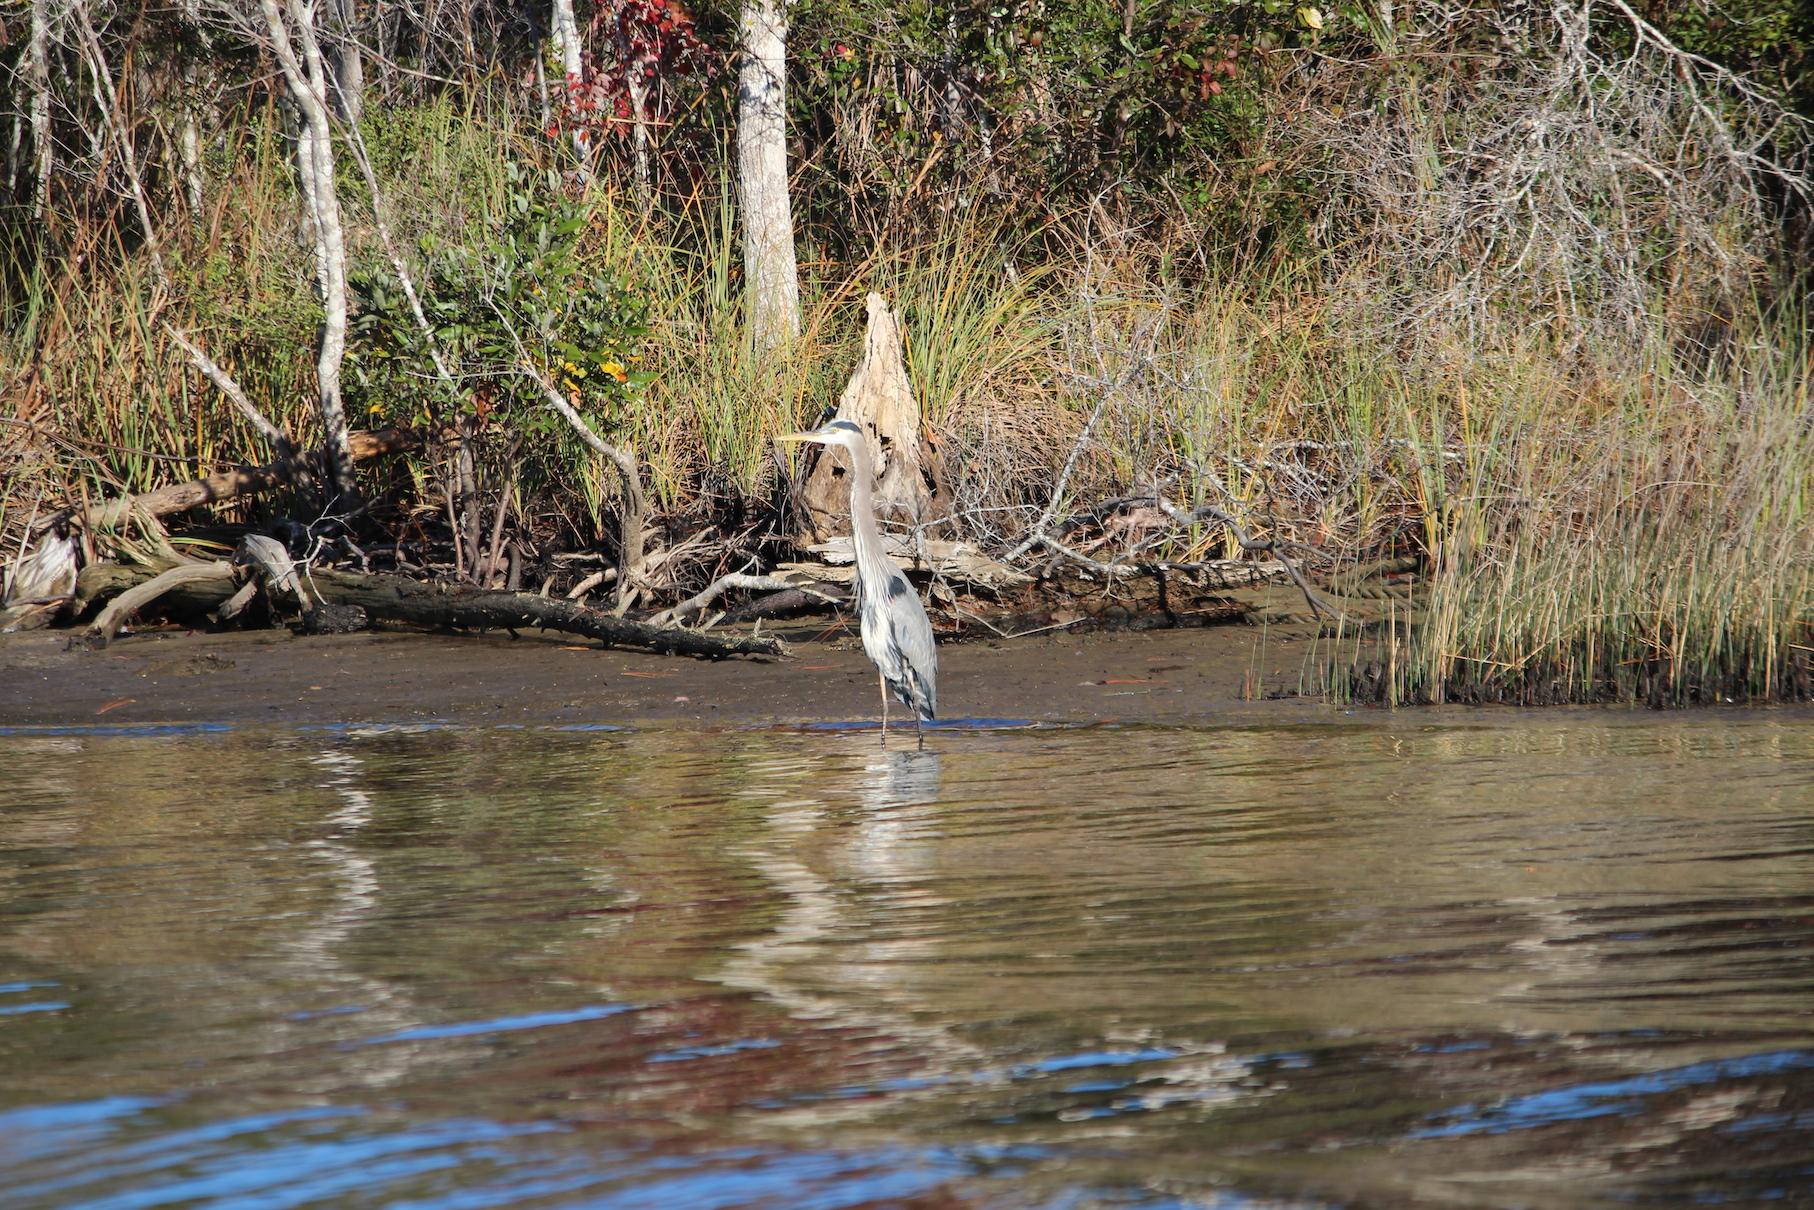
xmin=843 ymin=439 xmax=891 ymax=576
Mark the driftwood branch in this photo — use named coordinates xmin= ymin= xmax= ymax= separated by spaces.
xmin=0 ymin=527 xmax=81 ymax=632
xmin=76 ymin=562 xmax=783 ymax=659
xmin=58 ymin=428 xmax=415 ymax=533
xmin=85 ymin=562 xmax=234 ymax=646
xmin=647 ymin=573 xmax=844 ymax=628
xmin=720 ymin=586 xmax=849 ymax=624
xmin=236 ymin=533 xmax=310 ymax=614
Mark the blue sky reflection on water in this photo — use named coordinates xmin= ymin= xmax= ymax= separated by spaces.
xmin=1413 ymin=1049 xmax=1814 ymax=1139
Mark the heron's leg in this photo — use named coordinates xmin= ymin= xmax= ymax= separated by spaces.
xmin=878 ymin=671 xmax=888 ymax=745
xmin=915 ymin=713 xmax=924 ymax=750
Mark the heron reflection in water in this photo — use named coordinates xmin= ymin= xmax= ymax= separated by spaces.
xmin=777 ymin=419 xmax=937 ymax=747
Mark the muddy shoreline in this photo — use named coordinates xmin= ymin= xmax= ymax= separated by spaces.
xmin=0 ymin=621 xmax=1353 ymax=729
xmin=5 ymin=621 xmax=1804 ymax=731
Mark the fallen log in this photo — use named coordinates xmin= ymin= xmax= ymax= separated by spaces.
xmin=75 ymin=562 xmax=785 ymax=658
xmin=49 ymin=429 xmax=418 ymax=534
xmin=720 ymin=586 xmax=849 ymax=625
xmin=647 ymin=572 xmax=847 ymax=628
xmin=86 ymin=562 xmax=234 ymax=645
xmin=794 ymin=535 xmax=1030 ymax=590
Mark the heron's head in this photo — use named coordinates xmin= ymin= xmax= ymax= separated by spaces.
xmin=775 ymin=418 xmax=863 ymax=450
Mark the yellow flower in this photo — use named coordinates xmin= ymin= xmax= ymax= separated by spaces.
xmin=602 ymin=359 xmax=628 ymax=384
xmin=367 ymin=403 xmax=384 ymax=416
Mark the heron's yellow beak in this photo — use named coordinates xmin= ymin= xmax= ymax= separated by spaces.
xmin=774 ymin=431 xmax=814 ymax=444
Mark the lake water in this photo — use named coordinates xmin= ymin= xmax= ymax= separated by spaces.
xmin=1 ymin=713 xmax=1810 ymax=1208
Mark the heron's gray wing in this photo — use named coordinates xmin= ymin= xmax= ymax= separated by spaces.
xmin=881 ymin=571 xmax=938 ymax=720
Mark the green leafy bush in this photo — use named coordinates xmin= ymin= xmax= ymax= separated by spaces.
xmin=349 ymin=164 xmax=652 ymax=449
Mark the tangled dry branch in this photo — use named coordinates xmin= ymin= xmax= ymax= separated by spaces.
xmin=1287 ymin=0 xmax=1812 ymax=353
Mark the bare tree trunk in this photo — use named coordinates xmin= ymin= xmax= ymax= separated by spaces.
xmin=27 ymin=0 xmax=53 ymax=217
xmin=6 ymin=99 xmax=20 ymax=198
xmin=179 ymin=71 xmax=203 ymax=216
xmin=548 ymin=0 xmax=591 ymax=172
xmin=325 ymin=0 xmax=364 ymax=123
xmin=72 ymin=0 xmax=167 ymax=285
xmin=261 ymin=0 xmax=358 ymax=503
xmin=550 ymin=0 xmax=582 ymax=85
xmin=628 ymin=75 xmax=653 ymax=202
xmin=737 ymin=0 xmax=801 ymax=351
xmin=179 ymin=0 xmax=206 ymax=218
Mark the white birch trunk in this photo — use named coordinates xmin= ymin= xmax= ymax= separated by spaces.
xmin=27 ymin=0 xmax=52 ymax=217
xmin=737 ymin=0 xmax=800 ymax=350
xmin=549 ymin=0 xmax=591 ymax=171
xmin=261 ymin=0 xmax=358 ymax=502
xmin=550 ymin=0 xmax=583 ymax=81
xmin=628 ymin=75 xmax=652 ymax=202
xmin=179 ymin=0 xmax=205 ymax=217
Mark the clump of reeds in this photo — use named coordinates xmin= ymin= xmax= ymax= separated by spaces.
xmin=1391 ymin=317 xmax=1813 ymax=705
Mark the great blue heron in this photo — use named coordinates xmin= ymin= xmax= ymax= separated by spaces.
xmin=777 ymin=419 xmax=937 ymax=745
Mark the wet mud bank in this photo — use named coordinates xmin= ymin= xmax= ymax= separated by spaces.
xmin=0 ymin=623 xmax=1343 ymax=729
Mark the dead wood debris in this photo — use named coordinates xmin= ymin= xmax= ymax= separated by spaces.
xmin=76 ymin=559 xmax=784 ymax=658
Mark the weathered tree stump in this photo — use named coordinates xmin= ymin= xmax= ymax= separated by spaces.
xmin=794 ymin=293 xmax=952 ymax=543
